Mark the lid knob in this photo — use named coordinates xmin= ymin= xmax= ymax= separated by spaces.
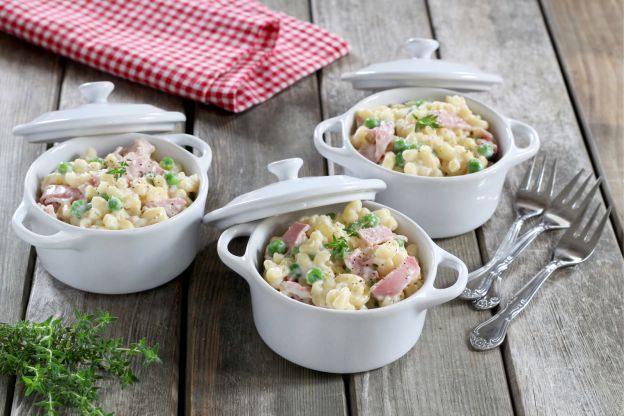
xmin=267 ymin=158 xmax=303 ymax=181
xmin=406 ymin=38 xmax=439 ymax=59
xmin=79 ymin=81 xmax=114 ymax=104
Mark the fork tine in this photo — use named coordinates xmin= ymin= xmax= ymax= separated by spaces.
xmin=576 ymin=178 xmax=602 ymax=212
xmin=587 ymin=208 xmax=611 ymax=248
xmin=520 ymin=157 xmax=538 ymax=190
xmin=567 ymin=174 xmax=593 ymax=205
xmin=534 ymin=157 xmax=547 ymax=192
xmin=579 ymin=204 xmax=601 ymax=238
xmin=552 ymin=169 xmax=584 ymax=204
xmin=543 ymin=159 xmax=557 ymax=196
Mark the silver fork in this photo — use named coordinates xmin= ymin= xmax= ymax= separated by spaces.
xmin=470 ymin=204 xmax=611 ymax=350
xmin=468 ymin=158 xmax=556 ymax=309
xmin=460 ymin=169 xmax=601 ymax=302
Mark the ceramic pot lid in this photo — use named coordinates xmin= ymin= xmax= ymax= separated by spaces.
xmin=203 ymin=158 xmax=387 ymax=230
xmin=341 ymin=38 xmax=503 ymax=92
xmin=13 ymin=81 xmax=186 ymax=143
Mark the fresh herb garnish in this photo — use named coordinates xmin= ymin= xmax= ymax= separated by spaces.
xmin=87 ymin=158 xmax=105 ymax=166
xmin=0 ymin=311 xmax=160 ymax=416
xmin=326 ymin=212 xmax=336 ymax=220
xmin=414 ymin=100 xmax=425 ymax=107
xmin=345 ymin=214 xmax=380 ymax=236
xmin=107 ymin=161 xmax=127 ymax=179
xmin=412 ymin=114 xmax=440 ymax=131
xmin=324 ymin=235 xmax=349 ymax=261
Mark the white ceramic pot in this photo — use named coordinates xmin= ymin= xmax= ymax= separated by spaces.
xmin=217 ymin=201 xmax=467 ymax=373
xmin=12 ymin=133 xmax=212 ymax=294
xmin=314 ymin=87 xmax=540 ymax=238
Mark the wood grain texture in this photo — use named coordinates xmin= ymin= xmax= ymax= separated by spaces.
xmin=312 ymin=0 xmax=514 ymax=414
xmin=0 ymin=34 xmax=62 ymax=415
xmin=10 ymin=63 xmax=184 ymax=416
xmin=427 ymin=0 xmax=624 ymax=415
xmin=541 ymin=0 xmax=624 ymax=244
xmin=184 ymin=1 xmax=347 ymax=414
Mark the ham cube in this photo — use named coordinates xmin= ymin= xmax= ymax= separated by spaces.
xmin=371 ymin=256 xmax=421 ymax=300
xmin=281 ymin=222 xmax=310 ymax=254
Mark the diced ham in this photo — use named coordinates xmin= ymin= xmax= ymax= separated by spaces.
xmin=371 ymin=256 xmax=421 ymax=300
xmin=145 ymin=197 xmax=187 ymax=217
xmin=357 ymin=226 xmax=407 ymax=246
xmin=281 ymin=222 xmax=310 ymax=254
xmin=38 ymin=203 xmax=57 ymax=218
xmin=431 ymin=110 xmax=472 ymax=130
xmin=359 ymin=121 xmax=395 ymax=163
xmin=39 ymin=185 xmax=82 ymax=209
xmin=125 ymin=158 xmax=164 ymax=180
xmin=431 ymin=110 xmax=496 ymax=143
xmin=121 ymin=137 xmax=155 ymax=158
xmin=279 ymin=281 xmax=311 ymax=302
xmin=344 ymin=249 xmax=379 ymax=281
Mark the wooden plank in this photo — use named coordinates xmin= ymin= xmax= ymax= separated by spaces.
xmin=311 ymin=0 xmax=515 ymax=414
xmin=0 ymin=34 xmax=62 ymax=415
xmin=540 ymin=0 xmax=624 ymax=245
xmin=10 ymin=64 xmax=184 ymax=415
xmin=184 ymin=1 xmax=348 ymax=415
xmin=427 ymin=1 xmax=624 ymax=415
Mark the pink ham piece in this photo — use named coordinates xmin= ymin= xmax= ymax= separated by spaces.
xmin=431 ymin=109 xmax=472 ymax=130
xmin=431 ymin=110 xmax=496 ymax=142
xmin=343 ymin=249 xmax=378 ymax=281
xmin=145 ymin=197 xmax=187 ymax=217
xmin=280 ymin=281 xmax=311 ymax=302
xmin=359 ymin=121 xmax=395 ymax=163
xmin=281 ymin=222 xmax=310 ymax=254
xmin=371 ymin=256 xmax=421 ymax=300
xmin=357 ymin=226 xmax=407 ymax=246
xmin=125 ymin=158 xmax=164 ymax=180
xmin=39 ymin=185 xmax=82 ymax=208
xmin=37 ymin=203 xmax=57 ymax=218
xmin=121 ymin=137 xmax=155 ymax=158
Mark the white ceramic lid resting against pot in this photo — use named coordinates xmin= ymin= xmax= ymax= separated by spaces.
xmin=13 ymin=81 xmax=186 ymax=142
xmin=203 ymin=158 xmax=387 ymax=229
xmin=341 ymin=38 xmax=503 ymax=92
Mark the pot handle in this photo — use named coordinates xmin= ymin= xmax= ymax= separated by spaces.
xmin=12 ymin=203 xmax=84 ymax=250
xmin=313 ymin=116 xmax=352 ymax=167
xmin=217 ymin=222 xmax=258 ymax=283
xmin=159 ymin=133 xmax=212 ymax=172
xmin=506 ymin=119 xmax=540 ymax=166
xmin=416 ymin=247 xmax=468 ymax=310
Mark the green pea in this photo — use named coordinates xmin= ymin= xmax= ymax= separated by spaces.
xmin=306 ymin=267 xmax=324 ymax=284
xmin=467 ymin=159 xmax=483 ymax=173
xmin=362 ymin=213 xmax=380 ymax=228
xmin=291 ymin=246 xmax=300 ymax=256
xmin=395 ymin=152 xmax=405 ymax=168
xmin=393 ymin=138 xmax=408 ymax=153
xmin=268 ymin=239 xmax=287 ymax=256
xmin=108 ymin=196 xmax=122 ymax=211
xmin=164 ymin=172 xmax=180 ymax=186
xmin=70 ymin=200 xmax=90 ymax=218
xmin=363 ymin=117 xmax=380 ymax=129
xmin=289 ymin=263 xmax=303 ymax=279
xmin=160 ymin=156 xmax=175 ymax=171
xmin=57 ymin=161 xmax=72 ymax=174
xmin=477 ymin=143 xmax=495 ymax=159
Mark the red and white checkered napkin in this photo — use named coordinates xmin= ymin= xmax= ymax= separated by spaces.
xmin=0 ymin=0 xmax=349 ymax=112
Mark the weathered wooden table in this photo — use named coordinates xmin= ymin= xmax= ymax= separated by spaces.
xmin=1 ymin=0 xmax=622 ymax=415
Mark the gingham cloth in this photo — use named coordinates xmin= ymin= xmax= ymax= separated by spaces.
xmin=0 ymin=0 xmax=349 ymax=112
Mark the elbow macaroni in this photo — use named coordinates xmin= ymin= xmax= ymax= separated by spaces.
xmin=262 ymin=201 xmax=423 ymax=310
xmin=350 ymin=96 xmax=498 ymax=176
xmin=38 ymin=138 xmax=200 ymax=230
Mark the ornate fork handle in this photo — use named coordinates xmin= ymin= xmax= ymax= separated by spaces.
xmin=466 ymin=215 xmax=528 ymax=282
xmin=460 ymin=222 xmax=548 ymax=300
xmin=470 ymin=260 xmax=562 ymax=350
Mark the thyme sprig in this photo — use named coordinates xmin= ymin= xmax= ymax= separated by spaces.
xmin=0 ymin=311 xmax=160 ymax=416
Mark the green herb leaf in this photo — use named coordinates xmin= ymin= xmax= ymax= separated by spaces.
xmin=107 ymin=161 xmax=127 ymax=179
xmin=412 ymin=114 xmax=440 ymax=131
xmin=0 ymin=311 xmax=160 ymax=416
xmin=324 ymin=234 xmax=349 ymax=261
